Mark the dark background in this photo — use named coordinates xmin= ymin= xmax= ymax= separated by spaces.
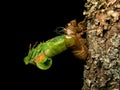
xmin=10 ymin=0 xmax=86 ymax=89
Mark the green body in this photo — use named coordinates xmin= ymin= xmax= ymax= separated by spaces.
xmin=24 ymin=35 xmax=74 ymax=70
xmin=43 ymin=35 xmax=67 ymax=57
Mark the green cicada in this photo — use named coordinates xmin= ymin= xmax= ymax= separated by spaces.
xmin=24 ymin=35 xmax=75 ymax=70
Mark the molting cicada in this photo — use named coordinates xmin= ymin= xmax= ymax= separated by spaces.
xmin=24 ymin=19 xmax=88 ymax=70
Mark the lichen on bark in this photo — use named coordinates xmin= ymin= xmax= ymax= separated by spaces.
xmin=82 ymin=0 xmax=120 ymax=90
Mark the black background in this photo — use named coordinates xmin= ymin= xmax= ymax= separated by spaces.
xmin=8 ymin=0 xmax=86 ymax=89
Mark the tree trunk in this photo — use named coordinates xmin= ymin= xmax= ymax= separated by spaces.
xmin=82 ymin=0 xmax=120 ymax=90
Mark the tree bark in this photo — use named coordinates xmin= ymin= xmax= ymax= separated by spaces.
xmin=82 ymin=0 xmax=120 ymax=90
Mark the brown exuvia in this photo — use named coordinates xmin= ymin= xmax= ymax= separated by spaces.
xmin=64 ymin=19 xmax=88 ymax=60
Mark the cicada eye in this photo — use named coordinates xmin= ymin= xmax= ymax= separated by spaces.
xmin=36 ymin=57 xmax=52 ymax=70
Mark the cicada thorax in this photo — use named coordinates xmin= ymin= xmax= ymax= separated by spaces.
xmin=64 ymin=19 xmax=88 ymax=60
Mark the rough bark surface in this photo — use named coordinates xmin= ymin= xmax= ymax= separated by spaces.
xmin=82 ymin=0 xmax=120 ymax=90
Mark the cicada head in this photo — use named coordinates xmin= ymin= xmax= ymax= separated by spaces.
xmin=24 ymin=48 xmax=36 ymax=65
xmin=24 ymin=42 xmax=43 ymax=65
xmin=24 ymin=43 xmax=52 ymax=70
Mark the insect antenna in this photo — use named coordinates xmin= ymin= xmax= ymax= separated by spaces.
xmin=29 ymin=43 xmax=32 ymax=50
xmin=32 ymin=42 xmax=38 ymax=48
xmin=29 ymin=41 xmax=38 ymax=50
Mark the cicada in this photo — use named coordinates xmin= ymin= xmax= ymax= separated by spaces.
xmin=24 ymin=19 xmax=88 ymax=70
xmin=24 ymin=35 xmax=75 ymax=70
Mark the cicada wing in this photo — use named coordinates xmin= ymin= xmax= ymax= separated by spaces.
xmin=36 ymin=57 xmax=52 ymax=70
